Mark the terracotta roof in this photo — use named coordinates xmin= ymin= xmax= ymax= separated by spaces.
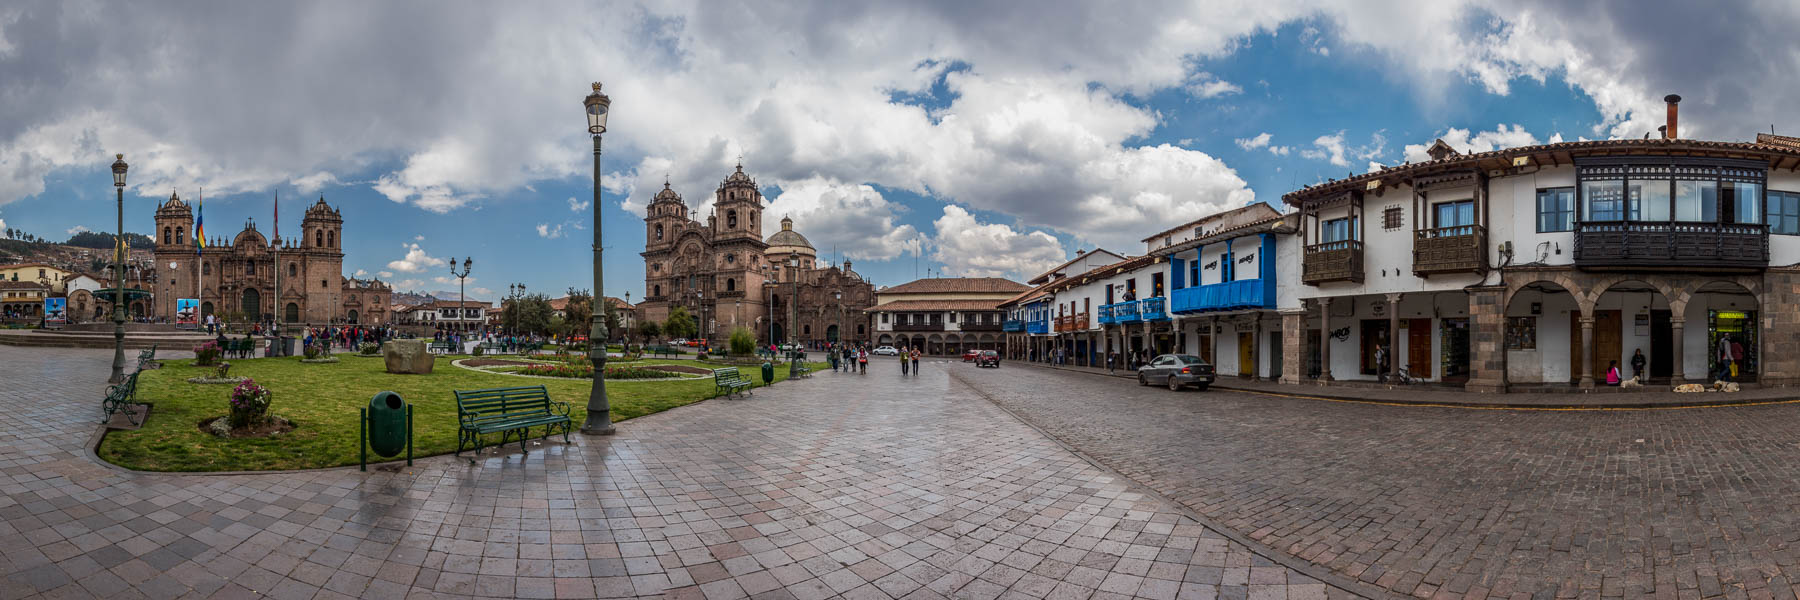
xmin=1026 ymin=249 xmax=1128 ymax=285
xmin=1150 ymin=213 xmax=1297 ymax=257
xmin=999 ymin=285 xmax=1052 ymax=307
xmin=0 ymin=263 xmax=59 ymax=270
xmin=432 ymin=300 xmax=490 ymax=308
xmin=878 ymin=277 xmax=1028 ymax=295
xmin=0 ymin=280 xmax=49 ymax=290
xmin=1283 ymin=136 xmax=1800 ymax=205
xmin=1139 ymin=203 xmax=1281 ymax=243
xmin=864 ymin=299 xmax=1007 ymax=312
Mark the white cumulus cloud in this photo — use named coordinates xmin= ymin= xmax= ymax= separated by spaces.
xmin=930 ymin=205 xmax=1067 ymax=280
xmin=386 ymin=243 xmax=445 ymax=273
xmin=1402 ymin=124 xmax=1542 ymax=163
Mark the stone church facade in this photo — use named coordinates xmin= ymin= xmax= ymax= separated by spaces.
xmin=150 ymin=193 xmax=391 ymax=325
xmin=638 ymin=164 xmax=874 ymax=345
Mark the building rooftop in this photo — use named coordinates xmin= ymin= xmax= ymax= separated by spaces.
xmin=864 ymin=299 xmax=1006 ymax=312
xmin=878 ymin=277 xmax=1029 ymax=295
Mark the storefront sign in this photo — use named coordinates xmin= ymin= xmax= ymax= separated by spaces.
xmin=1716 ymin=311 xmax=1749 ymax=320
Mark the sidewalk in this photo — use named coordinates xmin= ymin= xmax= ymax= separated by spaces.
xmin=1016 ymin=359 xmax=1800 ymax=409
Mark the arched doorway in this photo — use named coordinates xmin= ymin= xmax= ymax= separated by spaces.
xmin=130 ymin=302 xmax=144 ymax=318
xmin=910 ymin=335 xmax=925 ymax=352
xmin=928 ymin=334 xmax=944 ymax=355
xmin=285 ymin=303 xmax=300 ymax=323
xmin=242 ymin=288 xmax=260 ymax=319
xmin=825 ymin=324 xmax=839 ymax=343
xmin=877 ymin=334 xmax=893 ymax=346
xmin=1504 ymin=280 xmax=1583 ymax=386
xmin=1692 ymin=280 xmax=1759 ymax=383
xmin=1592 ymin=280 xmax=1674 ymax=385
xmin=348 ymin=309 xmax=359 ymax=324
xmin=771 ymin=323 xmax=785 ymax=344
xmin=201 ymin=301 xmax=213 ymax=319
xmin=945 ymin=334 xmax=961 ymax=355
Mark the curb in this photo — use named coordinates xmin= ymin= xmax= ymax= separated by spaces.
xmin=1017 ymin=361 xmax=1800 ymax=411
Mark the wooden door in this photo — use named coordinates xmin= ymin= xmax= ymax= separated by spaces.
xmin=1238 ymin=332 xmax=1254 ymax=377
xmin=1569 ymin=311 xmax=1623 ymax=381
xmin=1650 ymin=310 xmax=1672 ymax=378
xmin=1407 ymin=319 xmax=1431 ymax=378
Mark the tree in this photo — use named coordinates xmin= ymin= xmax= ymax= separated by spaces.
xmin=561 ymin=288 xmax=592 ymax=339
xmin=502 ymin=294 xmax=555 ymax=336
xmin=729 ymin=326 xmax=756 ymax=356
xmin=636 ymin=320 xmax=662 ymax=344
xmin=663 ymin=306 xmax=696 ymax=341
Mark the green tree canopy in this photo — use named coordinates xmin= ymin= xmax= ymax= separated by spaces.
xmin=502 ymin=294 xmax=555 ymax=336
xmin=635 ymin=319 xmax=662 ymax=343
xmin=663 ymin=306 xmax=696 ymax=341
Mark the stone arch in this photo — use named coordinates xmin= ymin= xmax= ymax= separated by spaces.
xmin=327 ymin=230 xmax=334 ymax=247
xmin=878 ymin=333 xmax=893 ymax=345
xmin=163 ymin=226 xmax=171 ymax=244
xmin=176 ymin=227 xmax=184 ymax=244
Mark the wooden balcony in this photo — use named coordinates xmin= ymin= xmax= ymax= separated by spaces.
xmin=1413 ymin=225 xmax=1487 ymax=277
xmin=958 ymin=321 xmax=1003 ymax=331
xmin=1573 ymin=221 xmax=1769 ymax=271
xmin=893 ymin=322 xmax=945 ymax=332
xmin=1302 ymin=240 xmax=1364 ymax=285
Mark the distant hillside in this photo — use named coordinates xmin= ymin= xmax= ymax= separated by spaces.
xmin=64 ymin=231 xmax=154 ymax=250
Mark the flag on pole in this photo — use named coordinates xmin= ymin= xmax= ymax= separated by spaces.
xmin=195 ymin=189 xmax=206 ymax=255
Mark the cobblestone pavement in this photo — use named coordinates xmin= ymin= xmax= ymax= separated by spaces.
xmin=1 ymin=348 xmax=1343 ymax=599
xmin=952 ymin=363 xmax=1800 ymax=600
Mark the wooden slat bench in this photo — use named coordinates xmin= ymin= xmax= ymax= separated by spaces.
xmin=453 ymin=385 xmax=572 ymax=462
xmin=714 ymin=367 xmax=753 ymax=397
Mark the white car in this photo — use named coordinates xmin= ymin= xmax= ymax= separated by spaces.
xmin=872 ymin=346 xmax=900 ymax=356
xmin=669 ymin=338 xmax=687 ymax=346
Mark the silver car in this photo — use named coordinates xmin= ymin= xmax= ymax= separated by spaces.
xmin=1136 ymin=354 xmax=1216 ymax=391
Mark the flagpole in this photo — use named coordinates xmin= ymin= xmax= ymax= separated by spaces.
xmin=194 ymin=189 xmax=201 ymax=329
xmin=273 ymin=191 xmax=280 ymax=335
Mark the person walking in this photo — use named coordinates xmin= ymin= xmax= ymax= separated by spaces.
xmin=1374 ymin=343 xmax=1389 ymax=383
xmin=910 ymin=347 xmax=920 ymax=373
xmin=857 ymin=347 xmax=868 ymax=373
xmin=1717 ymin=336 xmax=1735 ymax=382
xmin=901 ymin=346 xmax=910 ymax=375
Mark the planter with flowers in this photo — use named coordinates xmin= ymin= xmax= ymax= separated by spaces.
xmin=300 ymin=341 xmax=339 ymax=364
xmin=193 ymin=341 xmax=223 ymax=366
xmin=201 ymin=378 xmax=293 ymax=438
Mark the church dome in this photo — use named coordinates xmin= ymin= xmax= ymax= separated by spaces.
xmin=652 ymin=181 xmax=682 ymax=203
xmin=765 ymin=216 xmax=812 ymax=249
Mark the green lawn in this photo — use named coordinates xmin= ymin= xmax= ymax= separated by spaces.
xmin=99 ymin=354 xmax=825 ymax=472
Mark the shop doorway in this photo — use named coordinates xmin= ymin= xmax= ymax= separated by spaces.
xmin=1304 ymin=329 xmax=1321 ymax=379
xmin=1569 ymin=310 xmax=1622 ymax=382
xmin=1237 ymin=332 xmax=1254 ymax=377
xmin=1406 ymin=318 xmax=1431 ymax=379
xmin=1709 ymin=309 xmax=1757 ymax=380
xmin=1268 ymin=331 xmax=1283 ymax=380
xmin=1360 ymin=319 xmax=1390 ymax=376
xmin=1650 ymin=310 xmax=1673 ymax=378
xmin=1438 ymin=318 xmax=1470 ymax=384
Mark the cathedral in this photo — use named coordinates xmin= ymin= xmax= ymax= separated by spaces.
xmin=638 ymin=164 xmax=875 ymax=345
xmin=150 ymin=192 xmax=391 ymax=325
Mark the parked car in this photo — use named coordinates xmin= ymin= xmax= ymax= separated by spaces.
xmin=1136 ymin=354 xmax=1215 ymax=391
xmin=975 ymin=350 xmax=1000 ymax=368
xmin=873 ymin=346 xmax=900 ymax=356
xmin=961 ymin=349 xmax=981 ymax=362
xmin=669 ymin=338 xmax=687 ymax=346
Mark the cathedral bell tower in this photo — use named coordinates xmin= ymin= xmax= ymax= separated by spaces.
xmin=712 ymin=162 xmax=763 ymax=244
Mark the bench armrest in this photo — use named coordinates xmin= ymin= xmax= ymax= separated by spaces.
xmin=550 ymin=401 xmax=572 ymax=418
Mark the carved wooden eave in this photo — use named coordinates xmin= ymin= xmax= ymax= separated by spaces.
xmin=1412 ymin=169 xmax=1480 ymax=192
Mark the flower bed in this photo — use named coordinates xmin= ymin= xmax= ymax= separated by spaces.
xmin=517 ymin=364 xmax=687 ymax=379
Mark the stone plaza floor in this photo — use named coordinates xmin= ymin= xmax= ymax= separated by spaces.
xmin=0 ymin=348 xmax=1339 ymax=599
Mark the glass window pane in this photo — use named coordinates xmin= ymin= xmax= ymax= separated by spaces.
xmin=1584 ymin=180 xmax=1623 ymax=221
xmin=1675 ymin=180 xmax=1716 ymax=221
xmin=1633 ymin=178 xmax=1670 ymax=221
xmin=1730 ymin=182 xmax=1762 ymax=224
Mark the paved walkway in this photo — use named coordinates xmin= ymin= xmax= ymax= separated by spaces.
xmin=956 ymin=362 xmax=1800 ymax=600
xmin=1018 ymin=361 xmax=1798 ymax=409
xmin=1 ymin=347 xmax=1344 ymax=599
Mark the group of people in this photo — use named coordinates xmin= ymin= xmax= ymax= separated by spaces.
xmin=1600 ymin=336 xmax=1750 ymax=386
xmin=306 ymin=324 xmax=394 ymax=350
xmin=1026 ymin=346 xmax=1152 ymax=372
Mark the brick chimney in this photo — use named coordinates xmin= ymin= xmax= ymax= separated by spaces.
xmin=1664 ymin=94 xmax=1681 ymax=139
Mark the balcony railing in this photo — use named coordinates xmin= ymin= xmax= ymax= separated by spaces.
xmin=1303 ymin=240 xmax=1364 ymax=285
xmin=1003 ymin=319 xmax=1025 ymax=332
xmin=1026 ymin=319 xmax=1050 ymax=335
xmin=1140 ymin=297 xmax=1167 ymax=321
xmin=959 ymin=321 xmax=1003 ymax=331
xmin=893 ymin=321 xmax=945 ymax=332
xmin=1573 ymin=221 xmax=1769 ymax=270
xmin=1052 ymin=313 xmax=1091 ymax=333
xmin=1097 ymin=304 xmax=1116 ymax=325
xmin=1170 ymin=279 xmax=1270 ymax=314
xmin=1104 ymin=301 xmax=1141 ymax=324
xmin=1413 ymin=225 xmax=1487 ymax=277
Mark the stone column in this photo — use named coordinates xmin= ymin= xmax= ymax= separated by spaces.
xmin=1386 ymin=293 xmax=1402 ymax=382
xmin=1465 ymin=285 xmax=1508 ymax=392
xmin=1318 ymin=298 xmax=1333 ymax=382
xmin=1251 ymin=317 xmax=1262 ymax=380
xmin=1280 ymin=310 xmax=1304 ymax=384
xmin=1578 ymin=314 xmax=1596 ymax=389
xmin=1670 ymin=316 xmax=1686 ymax=385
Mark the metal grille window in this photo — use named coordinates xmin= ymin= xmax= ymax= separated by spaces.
xmin=1382 ymin=206 xmax=1403 ymax=230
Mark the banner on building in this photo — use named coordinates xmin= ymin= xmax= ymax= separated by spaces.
xmin=43 ymin=297 xmax=67 ymax=326
xmin=176 ymin=298 xmax=199 ymax=327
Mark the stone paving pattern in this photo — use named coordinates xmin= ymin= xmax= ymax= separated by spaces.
xmin=1 ymin=348 xmax=1339 ymax=599
xmin=957 ymin=363 xmax=1800 ymax=600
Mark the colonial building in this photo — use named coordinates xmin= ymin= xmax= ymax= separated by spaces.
xmin=868 ymin=277 xmax=1028 ymax=354
xmin=150 ymin=192 xmax=391 ymax=325
xmin=1282 ymin=96 xmax=1799 ymax=390
xmin=637 ymin=164 xmax=875 ymax=345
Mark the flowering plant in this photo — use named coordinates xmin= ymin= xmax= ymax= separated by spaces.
xmin=228 ymin=378 xmax=272 ymax=428
xmin=194 ymin=341 xmax=222 ymax=366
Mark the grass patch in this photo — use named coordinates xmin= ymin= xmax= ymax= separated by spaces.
xmin=99 ymin=355 xmax=826 ymax=472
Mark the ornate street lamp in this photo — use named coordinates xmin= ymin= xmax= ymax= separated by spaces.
xmin=581 ymin=82 xmax=615 ymax=435
xmin=787 ymin=256 xmax=799 ymax=367
xmin=449 ymin=257 xmax=472 ymax=332
xmin=108 ymin=154 xmax=129 ymax=383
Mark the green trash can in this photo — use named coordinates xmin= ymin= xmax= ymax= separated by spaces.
xmin=361 ymin=391 xmax=413 ymax=471
xmin=761 ymin=361 xmax=774 ymax=384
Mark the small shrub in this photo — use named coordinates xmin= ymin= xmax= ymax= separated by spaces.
xmin=302 ymin=344 xmax=321 ymax=359
xmin=228 ymin=378 xmax=272 ymax=428
xmin=214 ymin=362 xmax=232 ymax=379
xmin=193 ymin=341 xmax=222 ymax=366
xmin=359 ymin=342 xmax=379 ymax=355
xmin=729 ymin=327 xmax=756 ymax=356
xmin=472 ymin=344 xmax=486 ymax=356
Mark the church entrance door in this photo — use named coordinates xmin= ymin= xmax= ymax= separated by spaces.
xmin=826 ymin=324 xmax=839 ymax=343
xmin=241 ymin=288 xmax=260 ymax=320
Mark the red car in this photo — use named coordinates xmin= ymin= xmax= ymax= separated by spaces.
xmin=962 ymin=349 xmax=981 ymax=362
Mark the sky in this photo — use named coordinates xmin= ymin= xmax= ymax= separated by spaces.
xmin=4 ymin=1 xmax=1800 ymax=301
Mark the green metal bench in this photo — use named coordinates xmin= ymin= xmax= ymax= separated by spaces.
xmin=714 ymin=367 xmax=753 ymax=397
xmin=646 ymin=345 xmax=681 ymax=358
xmin=478 ymin=341 xmax=506 ymax=354
xmin=791 ymin=360 xmax=811 ymax=378
xmin=453 ymin=385 xmax=572 ymax=462
xmin=102 ymin=370 xmax=143 ymax=426
xmin=430 ymin=341 xmax=456 ymax=354
xmin=135 ymin=345 xmax=159 ymax=370
xmin=231 ymin=338 xmax=254 ymax=359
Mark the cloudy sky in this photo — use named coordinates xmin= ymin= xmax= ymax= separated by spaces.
xmin=3 ymin=1 xmax=1797 ymax=300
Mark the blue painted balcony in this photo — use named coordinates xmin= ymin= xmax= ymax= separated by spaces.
xmin=1096 ymin=304 xmax=1115 ymax=325
xmin=1003 ymin=319 xmax=1025 ymax=332
xmin=1170 ymin=279 xmax=1271 ymax=314
xmin=1103 ymin=301 xmax=1141 ymax=324
xmin=1026 ymin=318 xmax=1050 ymax=335
xmin=1140 ymin=297 xmax=1168 ymax=321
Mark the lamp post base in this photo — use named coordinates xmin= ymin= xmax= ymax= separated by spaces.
xmin=580 ymin=419 xmax=616 ymax=435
